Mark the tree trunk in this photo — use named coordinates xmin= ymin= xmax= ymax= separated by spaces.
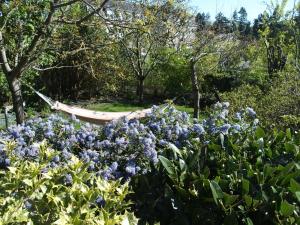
xmin=137 ymin=78 xmax=145 ymax=104
xmin=190 ymin=60 xmax=200 ymax=119
xmin=6 ymin=75 xmax=25 ymax=124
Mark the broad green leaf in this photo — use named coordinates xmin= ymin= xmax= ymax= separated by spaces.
xmin=220 ymin=133 xmax=225 ymax=148
xmin=286 ymin=128 xmax=292 ymax=140
xmin=223 ymin=193 xmax=239 ymax=207
xmin=290 ymin=179 xmax=300 ymax=193
xmin=284 ymin=143 xmax=296 ymax=153
xmin=255 ymin=127 xmax=265 ymax=139
xmin=168 ymin=143 xmax=182 ymax=158
xmin=244 ymin=195 xmax=252 ymax=208
xmin=209 ymin=143 xmax=222 ymax=151
xmin=296 ymin=192 xmax=300 ymax=202
xmin=159 ymin=156 xmax=177 ymax=181
xmin=280 ymin=200 xmax=295 ymax=217
xmin=179 ymin=159 xmax=187 ymax=172
xmin=244 ymin=195 xmax=260 ymax=209
xmin=242 ymin=179 xmax=250 ymax=195
xmin=209 ymin=180 xmax=224 ymax=205
xmin=245 ymin=217 xmax=254 ymax=225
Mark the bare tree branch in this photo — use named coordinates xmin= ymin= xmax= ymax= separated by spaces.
xmin=77 ymin=0 xmax=110 ymax=24
xmin=14 ymin=0 xmax=58 ymax=76
xmin=54 ymin=0 xmax=80 ymax=9
xmin=0 ymin=32 xmax=12 ymax=73
xmin=33 ymin=62 xmax=88 ymax=71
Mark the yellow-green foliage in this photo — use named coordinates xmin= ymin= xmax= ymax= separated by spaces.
xmin=221 ymin=73 xmax=300 ymax=128
xmin=0 ymin=142 xmax=138 ymax=225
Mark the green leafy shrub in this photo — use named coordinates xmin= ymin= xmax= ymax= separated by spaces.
xmin=221 ymin=74 xmax=300 ymax=129
xmin=130 ymin=107 xmax=300 ymax=225
xmin=0 ymin=141 xmax=137 ymax=225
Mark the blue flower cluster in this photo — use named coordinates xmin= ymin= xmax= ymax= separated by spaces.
xmin=0 ymin=103 xmax=257 ymax=180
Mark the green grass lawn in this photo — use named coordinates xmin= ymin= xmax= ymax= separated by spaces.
xmin=85 ymin=102 xmax=149 ymax=112
xmin=85 ymin=102 xmax=194 ymax=115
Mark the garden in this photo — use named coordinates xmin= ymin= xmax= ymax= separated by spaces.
xmin=0 ymin=103 xmax=299 ymax=224
xmin=0 ymin=0 xmax=300 ymax=224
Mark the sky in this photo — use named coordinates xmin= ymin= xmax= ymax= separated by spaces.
xmin=189 ymin=0 xmax=296 ymax=22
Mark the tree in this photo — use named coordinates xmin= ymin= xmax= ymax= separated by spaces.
xmin=291 ymin=0 xmax=300 ymax=74
xmin=231 ymin=7 xmax=251 ymax=36
xmin=252 ymin=14 xmax=264 ymax=39
xmin=183 ymin=13 xmax=236 ymax=118
xmin=0 ymin=0 xmax=109 ymax=124
xmin=105 ymin=0 xmax=189 ymax=103
xmin=237 ymin=7 xmax=251 ymax=36
xmin=259 ymin=1 xmax=290 ymax=77
xmin=213 ymin=12 xmax=232 ymax=33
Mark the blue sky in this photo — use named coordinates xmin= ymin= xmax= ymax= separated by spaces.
xmin=189 ymin=0 xmax=295 ymax=22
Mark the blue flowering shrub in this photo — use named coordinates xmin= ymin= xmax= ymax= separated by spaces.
xmin=129 ymin=103 xmax=300 ymax=225
xmin=0 ymin=102 xmax=299 ymax=225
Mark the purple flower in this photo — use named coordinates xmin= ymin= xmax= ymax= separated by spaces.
xmin=24 ymin=200 xmax=32 ymax=210
xmin=115 ymin=137 xmax=128 ymax=148
xmin=232 ymin=124 xmax=241 ymax=132
xmin=125 ymin=160 xmax=139 ymax=176
xmin=95 ymin=196 xmax=106 ymax=208
xmin=110 ymin=162 xmax=118 ymax=172
xmin=64 ymin=174 xmax=73 ymax=186
xmin=52 ymin=155 xmax=60 ymax=163
xmin=246 ymin=107 xmax=256 ymax=118
xmin=219 ymin=124 xmax=231 ymax=134
xmin=236 ymin=112 xmax=242 ymax=121
xmin=159 ymin=139 xmax=168 ymax=146
xmin=44 ymin=130 xmax=55 ymax=138
xmin=193 ymin=124 xmax=205 ymax=135
xmin=99 ymin=140 xmax=111 ymax=149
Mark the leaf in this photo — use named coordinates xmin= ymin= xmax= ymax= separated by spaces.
xmin=286 ymin=128 xmax=292 ymax=140
xmin=179 ymin=159 xmax=187 ymax=172
xmin=290 ymin=179 xmax=300 ymax=193
xmin=209 ymin=180 xmax=224 ymax=205
xmin=284 ymin=143 xmax=296 ymax=153
xmin=8 ymin=167 xmax=17 ymax=174
xmin=280 ymin=200 xmax=295 ymax=217
xmin=296 ymin=192 xmax=300 ymax=202
xmin=209 ymin=143 xmax=222 ymax=151
xmin=244 ymin=195 xmax=252 ymax=208
xmin=245 ymin=217 xmax=254 ymax=225
xmin=223 ymin=193 xmax=239 ymax=207
xmin=242 ymin=179 xmax=250 ymax=195
xmin=255 ymin=127 xmax=265 ymax=139
xmin=220 ymin=133 xmax=225 ymax=148
xmin=159 ymin=156 xmax=177 ymax=181
xmin=244 ymin=195 xmax=260 ymax=209
xmin=168 ymin=143 xmax=182 ymax=158
xmin=40 ymin=184 xmax=47 ymax=194
xmin=23 ymin=179 xmax=33 ymax=187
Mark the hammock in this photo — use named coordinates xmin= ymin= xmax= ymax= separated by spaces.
xmin=33 ymin=89 xmax=152 ymax=125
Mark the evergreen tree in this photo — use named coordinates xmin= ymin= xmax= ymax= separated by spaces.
xmin=195 ymin=12 xmax=210 ymax=31
xmin=213 ymin=12 xmax=231 ymax=33
xmin=252 ymin=14 xmax=264 ymax=39
xmin=237 ymin=7 xmax=251 ymax=36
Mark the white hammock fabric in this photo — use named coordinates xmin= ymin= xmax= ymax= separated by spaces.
xmin=52 ymin=101 xmax=151 ymax=124
xmin=33 ymin=89 xmax=151 ymax=125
